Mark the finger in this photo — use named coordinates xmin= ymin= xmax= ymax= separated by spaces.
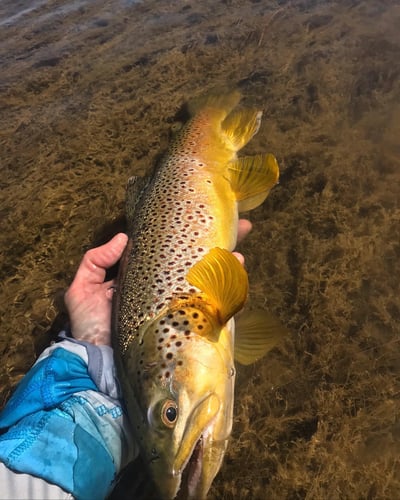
xmin=91 ymin=233 xmax=128 ymax=269
xmin=105 ymin=279 xmax=118 ymax=300
xmin=237 ymin=219 xmax=252 ymax=242
xmin=105 ymin=286 xmax=116 ymax=300
xmin=72 ymin=233 xmax=128 ymax=286
xmin=232 ymin=251 xmax=245 ymax=266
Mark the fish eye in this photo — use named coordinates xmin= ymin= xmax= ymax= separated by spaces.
xmin=161 ymin=399 xmax=178 ymax=428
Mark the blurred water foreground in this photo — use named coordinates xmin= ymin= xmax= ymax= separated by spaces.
xmin=0 ymin=0 xmax=399 ymax=498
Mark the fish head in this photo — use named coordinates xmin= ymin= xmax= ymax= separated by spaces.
xmin=121 ymin=306 xmax=236 ymax=499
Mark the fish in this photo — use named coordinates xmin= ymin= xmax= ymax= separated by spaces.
xmin=112 ymin=90 xmax=286 ymax=499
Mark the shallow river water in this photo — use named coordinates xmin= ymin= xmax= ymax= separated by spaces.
xmin=1 ymin=0 xmax=399 ymax=498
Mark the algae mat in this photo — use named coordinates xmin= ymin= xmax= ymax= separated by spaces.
xmin=1 ymin=0 xmax=399 ymax=497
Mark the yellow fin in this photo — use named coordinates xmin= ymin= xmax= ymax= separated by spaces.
xmin=186 ymin=248 xmax=248 ymax=325
xmin=221 ymin=109 xmax=262 ymax=150
xmin=187 ymin=90 xmax=241 ymax=119
xmin=227 ymin=153 xmax=280 ymax=212
xmin=234 ymin=309 xmax=288 ymax=365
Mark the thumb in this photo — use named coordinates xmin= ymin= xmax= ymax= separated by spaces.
xmin=98 ymin=233 xmax=129 ymax=269
xmin=70 ymin=233 xmax=129 ymax=287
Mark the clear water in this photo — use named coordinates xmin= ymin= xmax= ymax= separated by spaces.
xmin=1 ymin=0 xmax=399 ymax=497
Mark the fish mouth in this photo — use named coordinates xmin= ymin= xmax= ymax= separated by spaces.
xmin=173 ymin=393 xmax=219 ymax=471
xmin=172 ymin=393 xmax=221 ymax=499
xmin=150 ymin=394 xmax=224 ymax=499
xmin=176 ymin=434 xmax=205 ymax=499
xmin=175 ymin=430 xmax=229 ymax=500
xmin=152 ymin=434 xmax=206 ymax=500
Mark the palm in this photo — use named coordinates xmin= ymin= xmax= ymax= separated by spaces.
xmin=64 ymin=220 xmax=251 ymax=347
xmin=64 ymin=234 xmax=128 ymax=346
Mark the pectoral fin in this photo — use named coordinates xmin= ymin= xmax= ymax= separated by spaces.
xmin=228 ymin=154 xmax=279 ymax=212
xmin=234 ymin=309 xmax=288 ymax=365
xmin=186 ymin=248 xmax=248 ymax=325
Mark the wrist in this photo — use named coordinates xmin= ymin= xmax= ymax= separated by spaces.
xmin=70 ymin=323 xmax=111 ymax=346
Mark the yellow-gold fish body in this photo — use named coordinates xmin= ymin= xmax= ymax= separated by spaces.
xmin=113 ymin=91 xmax=284 ymax=499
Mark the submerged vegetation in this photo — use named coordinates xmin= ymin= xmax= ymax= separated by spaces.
xmin=0 ymin=0 xmax=399 ymax=497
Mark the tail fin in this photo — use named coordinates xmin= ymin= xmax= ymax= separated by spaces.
xmin=187 ymin=90 xmax=241 ymax=119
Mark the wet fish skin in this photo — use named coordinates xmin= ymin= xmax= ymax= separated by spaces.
xmin=113 ymin=90 xmax=281 ymax=499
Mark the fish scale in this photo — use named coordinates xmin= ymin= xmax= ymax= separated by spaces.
xmin=117 ymin=126 xmax=231 ymax=353
xmin=112 ymin=90 xmax=283 ymax=500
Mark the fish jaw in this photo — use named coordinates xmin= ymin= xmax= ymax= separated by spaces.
xmin=118 ymin=317 xmax=236 ymax=500
xmin=141 ymin=364 xmax=234 ymax=500
xmin=175 ymin=427 xmax=230 ymax=500
xmin=149 ymin=393 xmax=223 ymax=500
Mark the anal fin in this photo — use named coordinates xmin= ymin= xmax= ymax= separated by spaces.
xmin=228 ymin=153 xmax=280 ymax=212
xmin=221 ymin=109 xmax=262 ymax=151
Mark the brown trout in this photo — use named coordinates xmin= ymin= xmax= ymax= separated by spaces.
xmin=113 ymin=91 xmax=285 ymax=499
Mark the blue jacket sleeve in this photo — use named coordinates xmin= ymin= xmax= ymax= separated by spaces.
xmin=0 ymin=347 xmax=97 ymax=428
xmin=0 ymin=343 xmax=135 ymax=500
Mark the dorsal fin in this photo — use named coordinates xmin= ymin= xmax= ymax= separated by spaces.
xmin=125 ymin=175 xmax=151 ymax=230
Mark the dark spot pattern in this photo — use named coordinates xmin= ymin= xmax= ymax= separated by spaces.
xmin=132 ymin=302 xmax=217 ymax=381
xmin=115 ymin=114 xmax=235 ymax=357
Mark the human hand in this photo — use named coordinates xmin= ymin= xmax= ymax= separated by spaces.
xmin=234 ymin=219 xmax=252 ymax=264
xmin=64 ymin=220 xmax=251 ymax=347
xmin=64 ymin=233 xmax=128 ymax=346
